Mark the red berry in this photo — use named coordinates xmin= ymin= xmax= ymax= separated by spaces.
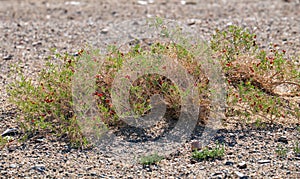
xmin=226 ymin=63 xmax=232 ymax=67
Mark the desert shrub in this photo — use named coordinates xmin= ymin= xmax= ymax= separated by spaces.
xmin=8 ymin=50 xmax=88 ymax=147
xmin=8 ymin=23 xmax=299 ymax=148
xmin=95 ymin=42 xmax=209 ymax=126
xmin=8 ymin=22 xmax=210 ymax=146
xmin=211 ymin=25 xmax=300 ymax=123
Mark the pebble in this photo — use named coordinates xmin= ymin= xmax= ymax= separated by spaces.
xmin=1 ymin=128 xmax=18 ymax=136
xmin=187 ymin=19 xmax=196 ymax=26
xmin=16 ymin=45 xmax=25 ymax=49
xmin=199 ymin=166 xmax=205 ymax=170
xmin=10 ymin=164 xmax=17 ymax=168
xmin=225 ymin=161 xmax=234 ymax=166
xmin=35 ymin=138 xmax=45 ymax=143
xmin=237 ymin=161 xmax=247 ymax=169
xmin=31 ymin=165 xmax=46 ymax=173
xmin=32 ymin=41 xmax=42 ymax=46
xmin=101 ymin=28 xmax=109 ymax=34
xmin=211 ymin=171 xmax=224 ymax=178
xmin=234 ymin=171 xmax=249 ymax=179
xmin=65 ymin=1 xmax=81 ymax=5
xmin=257 ymin=160 xmax=271 ymax=164
xmin=277 ymin=136 xmax=288 ymax=144
xmin=180 ymin=1 xmax=197 ymax=5
xmin=191 ymin=141 xmax=202 ymax=151
xmin=137 ymin=0 xmax=148 ymax=5
xmin=3 ymin=55 xmax=13 ymax=60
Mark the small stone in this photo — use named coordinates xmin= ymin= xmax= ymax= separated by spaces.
xmin=211 ymin=171 xmax=224 ymax=178
xmin=9 ymin=164 xmax=17 ymax=168
xmin=31 ymin=165 xmax=46 ymax=173
xmin=234 ymin=171 xmax=249 ymax=179
xmin=187 ymin=19 xmax=196 ymax=26
xmin=1 ymin=128 xmax=18 ymax=137
xmin=294 ymin=157 xmax=300 ymax=160
xmin=3 ymin=55 xmax=13 ymax=60
xmin=99 ymin=174 xmax=107 ymax=178
xmin=90 ymin=172 xmax=97 ymax=176
xmin=237 ymin=161 xmax=247 ymax=169
xmin=199 ymin=166 xmax=205 ymax=170
xmin=15 ymin=45 xmax=25 ymax=49
xmin=181 ymin=0 xmax=197 ymax=5
xmin=238 ymin=135 xmax=245 ymax=139
xmin=225 ymin=161 xmax=234 ymax=166
xmin=277 ymin=136 xmax=288 ymax=144
xmin=227 ymin=150 xmax=234 ymax=155
xmin=65 ymin=1 xmax=81 ymax=5
xmin=249 ymin=150 xmax=259 ymax=154
xmin=191 ymin=141 xmax=202 ymax=151
xmin=35 ymin=138 xmax=45 ymax=143
xmin=32 ymin=41 xmax=42 ymax=46
xmin=101 ymin=28 xmax=109 ymax=34
xmin=258 ymin=160 xmax=271 ymax=164
xmin=137 ymin=0 xmax=148 ymax=5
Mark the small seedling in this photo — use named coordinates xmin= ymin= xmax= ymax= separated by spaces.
xmin=254 ymin=118 xmax=266 ymax=128
xmin=192 ymin=144 xmax=225 ymax=161
xmin=293 ymin=141 xmax=300 ymax=156
xmin=140 ymin=153 xmax=164 ymax=165
xmin=0 ymin=136 xmax=8 ymax=149
xmin=296 ymin=126 xmax=300 ymax=133
xmin=275 ymin=145 xmax=288 ymax=157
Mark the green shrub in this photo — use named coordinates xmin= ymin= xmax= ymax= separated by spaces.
xmin=140 ymin=153 xmax=164 ymax=165
xmin=192 ymin=144 xmax=225 ymax=161
xmin=8 ymin=49 xmax=88 ymax=147
xmin=293 ymin=141 xmax=300 ymax=155
xmin=8 ymin=21 xmax=210 ymax=147
xmin=8 ymin=23 xmax=299 ymax=148
xmin=211 ymin=25 xmax=300 ymax=123
xmin=275 ymin=144 xmax=288 ymax=157
xmin=95 ymin=42 xmax=209 ymax=126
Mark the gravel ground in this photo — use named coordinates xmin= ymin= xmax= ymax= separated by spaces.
xmin=0 ymin=0 xmax=300 ymax=178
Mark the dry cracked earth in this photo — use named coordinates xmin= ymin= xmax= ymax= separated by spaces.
xmin=0 ymin=0 xmax=300 ymax=178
